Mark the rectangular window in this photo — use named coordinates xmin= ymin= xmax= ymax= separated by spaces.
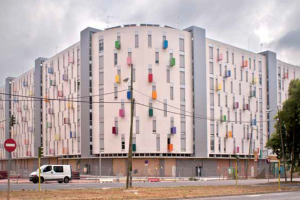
xmin=148 ymin=34 xmax=152 ymax=48
xmin=136 ymin=117 xmax=139 ymax=134
xmin=259 ymin=61 xmax=262 ymax=72
xmin=210 ymin=78 xmax=214 ymax=91
xmin=181 ymin=135 xmax=186 ymax=151
xmin=240 ymin=69 xmax=243 ymax=81
xmin=114 ymin=53 xmax=118 ymax=66
xmin=155 ymin=52 xmax=159 ymax=64
xmin=223 ymin=80 xmax=225 ymax=92
xmin=210 ymin=93 xmax=214 ymax=106
xmin=99 ymin=72 xmax=104 ymax=85
xmin=234 ymin=68 xmax=236 ymax=80
xmin=179 ymin=38 xmax=184 ymax=52
xmin=156 ymin=134 xmax=160 ymax=151
xmin=114 ymin=83 xmax=118 ymax=99
xmin=180 ymin=55 xmax=185 ymax=68
xmin=216 ymin=122 xmax=219 ymax=136
xmin=135 ymin=34 xmax=139 ymax=48
xmin=121 ymin=135 xmax=125 ymax=150
xmin=226 ymin=51 xmax=229 ymax=63
xmin=232 ymin=52 xmax=234 ymax=64
xmin=99 ymin=56 xmax=104 ymax=69
xmin=180 ymin=88 xmax=185 ymax=101
xmin=218 ymin=93 xmax=220 ymax=106
xmin=170 ymin=85 xmax=174 ymax=100
xmin=164 ymin=100 xmax=167 ymax=117
xmin=254 ymin=59 xmax=256 ymax=70
xmin=133 ymin=67 xmax=136 ymax=82
xmin=153 ymin=118 xmax=157 ymax=133
xmin=209 ymin=46 xmax=213 ymax=59
xmin=246 ymin=71 xmax=248 ymax=82
xmin=209 ymin=62 xmax=213 ymax=74
xmin=225 ymin=94 xmax=228 ymax=107
xmin=166 ymin=68 xmax=170 ymax=83
xmin=239 ymin=83 xmax=241 ymax=95
xmin=249 ymin=58 xmax=251 ymax=69
xmin=180 ymin=71 xmax=185 ymax=85
xmin=235 ymin=111 xmax=237 ymax=124
xmin=99 ymin=39 xmax=104 ymax=52
xmin=219 ymin=64 xmax=222 ymax=76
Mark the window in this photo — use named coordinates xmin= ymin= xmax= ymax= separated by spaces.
xmin=148 ymin=34 xmax=152 ymax=48
xmin=209 ymin=46 xmax=213 ymax=59
xmin=122 ymin=136 xmax=125 ymax=150
xmin=225 ymin=94 xmax=228 ymax=107
xmin=114 ymin=53 xmax=118 ymax=66
xmin=219 ymin=64 xmax=222 ymax=76
xmin=99 ymin=39 xmax=104 ymax=52
xmin=179 ymin=38 xmax=184 ymax=52
xmin=164 ymin=100 xmax=167 ymax=117
xmin=135 ymin=34 xmax=139 ymax=48
xmin=232 ymin=53 xmax=234 ymax=64
xmin=259 ymin=61 xmax=262 ymax=72
xmin=53 ymin=166 xmax=63 ymax=173
xmin=170 ymin=84 xmax=174 ymax=100
xmin=246 ymin=71 xmax=248 ymax=82
xmin=226 ymin=51 xmax=229 ymax=63
xmin=99 ymin=72 xmax=104 ymax=85
xmin=136 ymin=117 xmax=139 ymax=134
xmin=218 ymin=137 xmax=221 ymax=152
xmin=180 ymin=55 xmax=185 ymax=68
xmin=253 ymin=59 xmax=256 ymax=70
xmin=166 ymin=68 xmax=170 ymax=83
xmin=209 ymin=62 xmax=213 ymax=74
xmin=156 ymin=134 xmax=160 ymax=151
xmin=210 ymin=78 xmax=214 ymax=91
xmin=218 ymin=93 xmax=220 ymax=106
xmin=155 ymin=52 xmax=159 ymax=64
xmin=180 ymin=88 xmax=185 ymax=101
xmin=99 ymin=56 xmax=104 ymax=69
xmin=239 ymin=83 xmax=241 ymax=95
xmin=223 ymin=80 xmax=225 ymax=92
xmin=235 ymin=111 xmax=237 ymax=124
xmin=249 ymin=58 xmax=251 ymax=69
xmin=133 ymin=67 xmax=136 ymax=82
xmin=153 ymin=118 xmax=157 ymax=133
xmin=231 ymin=82 xmax=233 ymax=93
xmin=210 ymin=93 xmax=214 ymax=106
xmin=240 ymin=69 xmax=243 ymax=81
xmin=216 ymin=122 xmax=219 ymax=136
xmin=180 ymin=71 xmax=185 ymax=85
xmin=43 ymin=166 xmax=52 ymax=173
xmin=234 ymin=68 xmax=236 ymax=80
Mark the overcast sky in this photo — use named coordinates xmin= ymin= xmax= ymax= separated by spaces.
xmin=0 ymin=0 xmax=299 ymax=85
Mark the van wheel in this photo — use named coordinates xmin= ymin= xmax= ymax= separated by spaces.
xmin=64 ymin=177 xmax=69 ymax=183
xmin=58 ymin=181 xmax=63 ymax=184
xmin=40 ymin=177 xmax=44 ymax=184
xmin=32 ymin=180 xmax=38 ymax=184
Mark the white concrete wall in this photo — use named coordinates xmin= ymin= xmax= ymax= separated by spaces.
xmin=42 ymin=42 xmax=80 ymax=157
xmin=10 ymin=69 xmax=35 ymax=158
xmin=206 ymin=38 xmax=268 ymax=156
xmin=92 ymin=26 xmax=193 ymax=154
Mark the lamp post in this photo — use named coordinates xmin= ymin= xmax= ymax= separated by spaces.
xmin=124 ymin=64 xmax=134 ymax=189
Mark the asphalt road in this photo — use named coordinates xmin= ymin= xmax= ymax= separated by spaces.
xmin=0 ymin=178 xmax=295 ymax=191
xmin=194 ymin=191 xmax=300 ymax=199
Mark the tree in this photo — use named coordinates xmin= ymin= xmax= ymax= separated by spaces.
xmin=266 ymin=79 xmax=300 ymax=182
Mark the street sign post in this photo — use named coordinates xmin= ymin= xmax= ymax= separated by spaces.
xmin=4 ymin=139 xmax=17 ymax=200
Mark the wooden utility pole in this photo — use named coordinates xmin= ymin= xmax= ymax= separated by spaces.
xmin=126 ymin=64 xmax=134 ymax=189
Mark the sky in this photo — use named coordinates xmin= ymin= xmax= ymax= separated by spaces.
xmin=0 ymin=0 xmax=299 ymax=86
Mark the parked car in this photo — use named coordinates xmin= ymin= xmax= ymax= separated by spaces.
xmin=29 ymin=165 xmax=72 ymax=184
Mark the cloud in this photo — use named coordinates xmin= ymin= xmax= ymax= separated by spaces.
xmin=0 ymin=0 xmax=300 ymax=85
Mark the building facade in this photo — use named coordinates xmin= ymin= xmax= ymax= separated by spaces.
xmin=0 ymin=24 xmax=299 ymax=177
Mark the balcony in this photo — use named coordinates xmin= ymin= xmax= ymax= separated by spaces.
xmin=64 ymin=118 xmax=70 ymax=124
xmin=48 ymin=108 xmax=54 ymax=114
xmin=46 ymin=122 xmax=52 ymax=128
xmin=171 ymin=127 xmax=176 ymax=134
xmin=119 ymin=109 xmax=125 ymax=118
xmin=67 ymin=102 xmax=73 ymax=109
xmin=50 ymin=80 xmax=56 ymax=86
xmin=225 ymin=70 xmax=231 ymax=78
xmin=23 ymin=81 xmax=28 ymax=87
xmin=250 ymin=90 xmax=256 ymax=98
xmin=127 ymin=57 xmax=132 ymax=65
xmin=115 ymin=40 xmax=121 ymax=49
xmin=233 ymin=102 xmax=239 ymax=109
xmin=241 ymin=60 xmax=248 ymax=68
xmin=170 ymin=58 xmax=175 ymax=66
xmin=28 ymin=127 xmax=33 ymax=132
xmin=217 ymin=53 xmax=223 ymax=61
xmin=152 ymin=91 xmax=157 ymax=100
xmin=112 ymin=127 xmax=118 ymax=134
xmin=127 ymin=91 xmax=131 ymax=99
xmin=132 ymin=144 xmax=136 ymax=152
xmin=216 ymin=83 xmax=222 ymax=91
xmin=148 ymin=74 xmax=153 ymax=83
xmin=48 ymin=67 xmax=54 ymax=74
xmin=70 ymin=131 xmax=76 ymax=138
xmin=149 ymin=108 xmax=153 ymax=117
xmin=252 ymin=77 xmax=257 ymax=84
xmin=226 ymin=131 xmax=232 ymax=138
xmin=220 ymin=115 xmax=227 ymax=123
xmin=163 ymin=40 xmax=168 ymax=49
xmin=115 ymin=74 xmax=120 ymax=83
xmin=168 ymin=144 xmax=173 ymax=152
xmin=57 ymin=91 xmax=63 ymax=97
xmin=23 ymin=105 xmax=28 ymax=110
xmin=283 ymin=72 xmax=289 ymax=79
xmin=243 ymin=104 xmax=249 ymax=111
xmin=62 ymin=74 xmax=68 ymax=81
xmin=68 ymin=56 xmax=74 ymax=64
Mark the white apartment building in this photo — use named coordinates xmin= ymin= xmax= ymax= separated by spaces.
xmin=0 ymin=24 xmax=299 ymax=177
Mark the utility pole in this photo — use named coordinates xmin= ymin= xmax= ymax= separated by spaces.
xmin=126 ymin=63 xmax=134 ymax=189
xmin=277 ymin=107 xmax=287 ymax=182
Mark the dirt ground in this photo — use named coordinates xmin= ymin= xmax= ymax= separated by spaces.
xmin=0 ymin=185 xmax=299 ymax=200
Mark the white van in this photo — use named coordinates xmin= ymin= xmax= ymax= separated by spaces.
xmin=29 ymin=165 xmax=72 ymax=184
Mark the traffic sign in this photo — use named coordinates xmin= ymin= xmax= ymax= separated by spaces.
xmin=145 ymin=160 xmax=148 ymax=164
xmin=4 ymin=139 xmax=16 ymax=152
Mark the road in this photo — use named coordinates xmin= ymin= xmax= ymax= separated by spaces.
xmin=0 ymin=178 xmax=296 ymax=191
xmin=194 ymin=191 xmax=300 ymax=199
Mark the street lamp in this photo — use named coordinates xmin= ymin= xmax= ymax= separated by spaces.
xmin=124 ymin=64 xmax=134 ymax=189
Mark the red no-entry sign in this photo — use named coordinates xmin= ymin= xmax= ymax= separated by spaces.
xmin=4 ymin=139 xmax=16 ymax=152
